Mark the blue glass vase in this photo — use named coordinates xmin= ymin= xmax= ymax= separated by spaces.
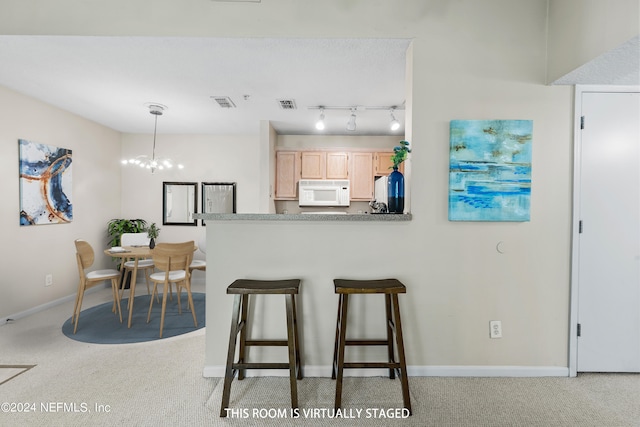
xmin=388 ymin=167 xmax=404 ymax=214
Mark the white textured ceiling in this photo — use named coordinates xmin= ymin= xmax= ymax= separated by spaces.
xmin=552 ymin=35 xmax=640 ymax=86
xmin=0 ymin=37 xmax=411 ymax=135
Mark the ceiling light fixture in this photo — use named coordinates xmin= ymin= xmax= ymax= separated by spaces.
xmin=122 ymin=104 xmax=184 ymax=174
xmin=346 ymin=108 xmax=357 ymax=131
xmin=389 ymin=109 xmax=401 ymax=131
xmin=315 ymin=108 xmax=326 ymax=130
xmin=308 ymin=104 xmax=404 ymax=132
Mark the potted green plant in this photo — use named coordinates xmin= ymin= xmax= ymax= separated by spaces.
xmin=390 ymin=140 xmax=411 ymax=169
xmin=146 ymin=223 xmax=160 ymax=249
xmin=107 ymin=218 xmax=148 ymax=247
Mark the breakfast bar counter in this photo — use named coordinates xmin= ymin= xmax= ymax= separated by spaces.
xmin=194 ymin=212 xmax=416 ymax=379
xmin=195 ymin=213 xmax=412 ymax=222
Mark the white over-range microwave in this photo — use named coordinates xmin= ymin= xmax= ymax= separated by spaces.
xmin=298 ymin=180 xmax=350 ymax=207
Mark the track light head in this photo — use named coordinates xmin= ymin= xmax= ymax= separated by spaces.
xmin=390 ymin=110 xmax=400 ymax=131
xmin=346 ymin=109 xmax=357 ymax=131
xmin=315 ymin=109 xmax=326 ymax=131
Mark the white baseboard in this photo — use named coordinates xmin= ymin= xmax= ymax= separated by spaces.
xmin=202 ymin=365 xmax=569 ymax=378
xmin=1 ymin=276 xmax=206 ymax=326
xmin=0 ymin=285 xmax=102 ymax=326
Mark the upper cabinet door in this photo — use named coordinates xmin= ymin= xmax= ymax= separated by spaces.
xmin=301 ymin=152 xmax=325 ymax=179
xmin=350 ymin=152 xmax=374 ymax=200
xmin=326 ymin=152 xmax=349 ymax=179
xmin=275 ymin=151 xmax=300 ymax=199
xmin=374 ymin=151 xmax=403 ymax=175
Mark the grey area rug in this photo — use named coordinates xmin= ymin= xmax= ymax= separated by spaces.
xmin=206 ymin=376 xmax=640 ymax=427
xmin=62 ymin=292 xmax=205 ymax=344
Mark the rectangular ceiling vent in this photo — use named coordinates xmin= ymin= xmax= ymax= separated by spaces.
xmin=277 ymin=99 xmax=297 ymax=110
xmin=211 ymin=96 xmax=236 ymax=108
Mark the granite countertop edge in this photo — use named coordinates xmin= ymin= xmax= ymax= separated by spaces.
xmin=194 ymin=213 xmax=412 ymax=222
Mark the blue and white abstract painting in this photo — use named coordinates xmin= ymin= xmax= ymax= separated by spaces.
xmin=449 ymin=120 xmax=532 ymax=221
xmin=19 ymin=139 xmax=73 ymax=226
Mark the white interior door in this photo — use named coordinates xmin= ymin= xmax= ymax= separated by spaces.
xmin=576 ymin=90 xmax=640 ymax=372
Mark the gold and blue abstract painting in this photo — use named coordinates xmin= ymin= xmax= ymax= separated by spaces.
xmin=449 ymin=120 xmax=532 ymax=221
xmin=19 ymin=139 xmax=73 ymax=226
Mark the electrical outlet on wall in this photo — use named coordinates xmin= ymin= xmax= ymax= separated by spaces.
xmin=490 ymin=320 xmax=502 ymax=338
xmin=45 ymin=274 xmax=53 ymax=287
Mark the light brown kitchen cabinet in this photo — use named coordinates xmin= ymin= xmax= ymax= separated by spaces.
xmin=326 ymin=152 xmax=349 ymax=179
xmin=301 ymin=151 xmax=349 ymax=179
xmin=276 ymin=149 xmax=401 ymax=201
xmin=275 ymin=151 xmax=300 ymax=199
xmin=300 ymin=151 xmax=325 ymax=179
xmin=374 ymin=151 xmax=404 ymax=176
xmin=349 ymin=152 xmax=374 ymax=200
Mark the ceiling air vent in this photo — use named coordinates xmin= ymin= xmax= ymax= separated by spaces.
xmin=211 ymin=96 xmax=237 ymax=108
xmin=277 ymin=99 xmax=297 ymax=110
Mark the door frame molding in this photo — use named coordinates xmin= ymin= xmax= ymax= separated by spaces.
xmin=569 ymin=85 xmax=640 ymax=377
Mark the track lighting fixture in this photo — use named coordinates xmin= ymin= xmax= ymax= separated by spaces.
xmin=309 ymin=104 xmax=403 ymax=133
xmin=346 ymin=109 xmax=357 ymax=131
xmin=389 ymin=109 xmax=401 ymax=131
xmin=315 ymin=108 xmax=326 ymax=130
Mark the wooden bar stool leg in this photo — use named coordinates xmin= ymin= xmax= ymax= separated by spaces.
xmin=392 ymin=294 xmax=412 ymax=414
xmin=285 ymin=294 xmax=299 ymax=409
xmin=220 ymin=294 xmax=242 ymax=418
xmin=331 ymin=294 xmax=343 ymax=380
xmin=291 ymin=294 xmax=303 ymax=380
xmin=334 ymin=294 xmax=349 ymax=411
xmin=237 ymin=294 xmax=249 ymax=380
xmin=385 ymin=294 xmax=396 ymax=379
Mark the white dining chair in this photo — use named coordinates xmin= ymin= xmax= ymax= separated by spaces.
xmin=120 ymin=232 xmax=155 ymax=301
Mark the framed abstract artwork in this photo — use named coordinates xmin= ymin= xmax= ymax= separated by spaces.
xmin=19 ymin=139 xmax=73 ymax=226
xmin=449 ymin=120 xmax=532 ymax=222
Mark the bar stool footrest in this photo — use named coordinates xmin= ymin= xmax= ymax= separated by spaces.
xmin=233 ymin=362 xmax=291 ymax=370
xmin=345 ymin=339 xmax=389 ymax=346
xmin=245 ymin=339 xmax=289 ymax=346
xmin=342 ymin=362 xmax=401 ymax=369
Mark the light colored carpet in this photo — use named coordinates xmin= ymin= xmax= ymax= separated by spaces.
xmin=0 ymin=365 xmax=35 ymax=385
xmin=205 ymin=375 xmax=640 ymax=427
xmin=1 ymin=282 xmax=639 ymax=426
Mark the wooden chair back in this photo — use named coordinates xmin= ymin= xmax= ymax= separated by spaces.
xmin=152 ymin=241 xmax=194 ymax=273
xmin=75 ymin=239 xmax=95 ymax=271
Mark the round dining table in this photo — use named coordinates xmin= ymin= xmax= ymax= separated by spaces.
xmin=104 ymin=246 xmax=154 ymax=328
xmin=105 ymin=244 xmax=198 ymax=328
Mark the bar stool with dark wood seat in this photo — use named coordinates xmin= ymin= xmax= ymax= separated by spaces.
xmin=331 ymin=278 xmax=411 ymax=414
xmin=220 ymin=279 xmax=303 ymax=417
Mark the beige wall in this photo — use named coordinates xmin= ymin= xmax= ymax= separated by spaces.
xmin=200 ymin=1 xmax=573 ymax=373
xmin=119 ymin=133 xmax=261 ymax=249
xmin=0 ymin=85 xmax=121 ymax=319
xmin=0 ymin=0 xmax=623 ymax=372
xmin=547 ymin=0 xmax=640 ymax=83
